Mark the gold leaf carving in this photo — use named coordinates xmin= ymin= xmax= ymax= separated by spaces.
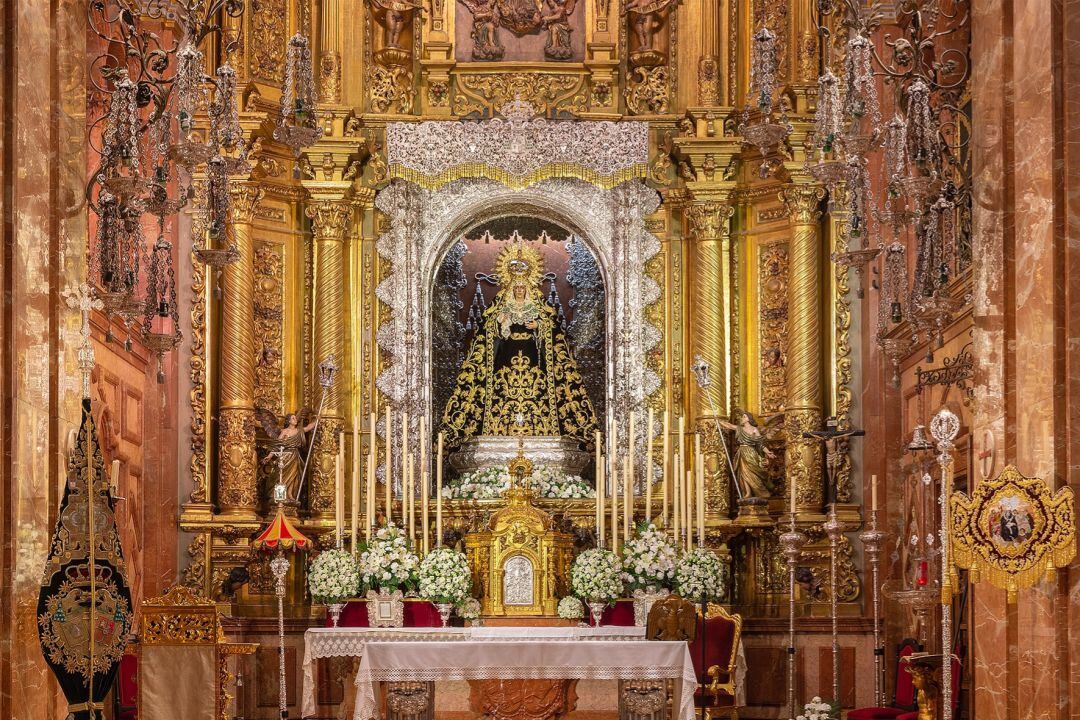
xmin=451 ymin=72 xmax=587 ymax=118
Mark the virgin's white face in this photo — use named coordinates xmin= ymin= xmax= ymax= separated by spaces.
xmin=513 ymin=285 xmax=527 ymax=301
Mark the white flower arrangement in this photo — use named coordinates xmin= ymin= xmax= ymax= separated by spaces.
xmin=796 ymin=697 xmax=837 ymax=720
xmin=570 ymin=548 xmax=624 ymax=602
xmin=532 ymin=466 xmax=594 ymax=499
xmin=457 ymin=596 xmax=482 ymax=621
xmin=557 ymin=596 xmax=585 ymax=620
xmin=307 ymin=548 xmax=359 ymax=604
xmin=446 ymin=467 xmax=511 ymax=499
xmin=620 ymin=522 xmax=678 ymax=593
xmin=418 ymin=547 xmax=472 ymax=605
xmin=446 ymin=466 xmax=594 ymax=500
xmin=674 ymin=547 xmax=727 ymax=601
xmin=358 ymin=523 xmax=420 ymax=593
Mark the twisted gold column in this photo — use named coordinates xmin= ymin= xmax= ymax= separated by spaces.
xmin=697 ymin=0 xmax=720 ymax=105
xmin=686 ymin=200 xmax=733 ymax=515
xmin=779 ymin=184 xmax=826 ymax=513
xmin=218 ymin=184 xmax=264 ymax=518
xmin=306 ymin=197 xmax=352 ymax=517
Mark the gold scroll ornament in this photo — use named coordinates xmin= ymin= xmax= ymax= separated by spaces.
xmin=949 ymin=465 xmax=1075 ymax=602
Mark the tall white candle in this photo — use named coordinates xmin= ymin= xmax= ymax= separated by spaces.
xmin=871 ymin=473 xmax=878 ymax=512
xmin=611 ymin=461 xmax=619 ymax=551
xmin=627 ymin=411 xmax=636 ymax=525
xmin=335 ymin=433 xmax=345 ymax=543
xmin=673 ymin=452 xmax=681 ymax=541
xmin=597 ymin=460 xmax=606 ymax=548
xmin=351 ymin=431 xmax=360 ymax=555
xmin=645 ymin=409 xmax=654 ymax=522
xmin=352 ymin=416 xmax=360 ymax=546
xmin=401 ymin=412 xmax=409 ymax=499
xmin=662 ymin=410 xmax=670 ymax=527
xmin=695 ymin=434 xmax=704 ymax=546
xmin=367 ymin=412 xmax=376 ymax=537
xmin=790 ymin=466 xmax=797 ymax=516
xmin=697 ymin=448 xmax=705 ymax=547
xmin=436 ymin=432 xmax=444 ymax=547
xmin=384 ymin=405 xmax=393 ymax=525
xmin=595 ymin=431 xmax=603 ymax=546
xmin=406 ymin=453 xmax=415 ymax=541
xmin=421 ymin=470 xmax=430 ymax=555
xmin=686 ymin=469 xmax=694 ymax=551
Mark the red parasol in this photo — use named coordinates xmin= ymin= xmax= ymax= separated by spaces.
xmin=252 ymin=505 xmax=312 ymax=552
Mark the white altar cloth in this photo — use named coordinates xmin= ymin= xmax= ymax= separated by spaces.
xmin=351 ymin=638 xmax=697 ymax=720
xmin=301 ymin=625 xmax=646 ymax=717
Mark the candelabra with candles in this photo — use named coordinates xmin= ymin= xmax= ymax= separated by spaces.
xmin=803 ymin=418 xmax=864 ymax=709
xmin=859 ymin=497 xmax=888 ymax=707
xmin=778 ymin=512 xmax=806 ymax=720
xmin=86 ymin=0 xmax=323 ymax=381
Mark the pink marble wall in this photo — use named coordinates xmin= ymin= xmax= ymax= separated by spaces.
xmin=969 ymin=0 xmax=1079 ymax=717
xmin=0 ymin=0 xmax=89 ymax=714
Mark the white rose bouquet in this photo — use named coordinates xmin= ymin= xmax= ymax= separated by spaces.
xmin=418 ymin=547 xmax=472 ymax=605
xmin=570 ymin=548 xmax=624 ymax=602
xmin=307 ymin=548 xmax=359 ymax=604
xmin=620 ymin=522 xmax=678 ymax=593
xmin=797 ymin=697 xmax=838 ymax=720
xmin=674 ymin=547 xmax=727 ymax=601
xmin=533 ymin=466 xmax=594 ymax=499
xmin=457 ymin=596 xmax=482 ymax=621
xmin=447 ymin=467 xmax=510 ymax=499
xmin=557 ymin=596 xmax=585 ymax=620
xmin=358 ymin=523 xmax=420 ymax=592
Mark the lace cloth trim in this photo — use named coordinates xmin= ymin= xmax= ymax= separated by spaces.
xmin=350 ymin=640 xmax=696 ymax=720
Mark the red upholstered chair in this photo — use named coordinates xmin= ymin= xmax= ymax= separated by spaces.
xmin=687 ymin=603 xmax=743 ymax=720
xmin=848 ymin=639 xmax=921 ymax=720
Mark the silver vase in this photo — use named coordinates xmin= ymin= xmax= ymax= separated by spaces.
xmin=588 ymin=600 xmax=606 ymax=628
xmin=328 ymin=602 xmax=344 ymax=627
xmin=435 ymin=602 xmax=453 ymax=627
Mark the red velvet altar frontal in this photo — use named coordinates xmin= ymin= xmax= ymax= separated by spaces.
xmin=332 ymin=597 xmax=637 ymax=627
xmin=330 ymin=599 xmax=443 ymax=627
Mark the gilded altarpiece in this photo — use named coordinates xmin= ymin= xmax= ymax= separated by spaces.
xmin=177 ymin=0 xmax=865 ymax=659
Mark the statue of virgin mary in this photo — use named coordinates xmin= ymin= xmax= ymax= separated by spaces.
xmin=441 ymin=242 xmax=597 ymax=450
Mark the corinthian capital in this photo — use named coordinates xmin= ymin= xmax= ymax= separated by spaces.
xmin=230 ymin=184 xmax=266 ymax=224
xmin=686 ymin=201 xmax=734 ymax=241
xmin=305 ymin=199 xmax=352 ymax=241
xmin=778 ymin=184 xmax=826 ymax=224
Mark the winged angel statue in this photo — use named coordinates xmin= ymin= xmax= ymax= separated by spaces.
xmin=715 ymin=409 xmax=784 ymax=499
xmin=255 ymin=408 xmax=317 ymax=501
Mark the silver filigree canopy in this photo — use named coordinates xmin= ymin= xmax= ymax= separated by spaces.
xmin=385 ymin=101 xmax=649 ymax=190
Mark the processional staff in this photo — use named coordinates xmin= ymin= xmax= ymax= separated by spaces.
xmin=296 ymin=354 xmax=339 ymax=500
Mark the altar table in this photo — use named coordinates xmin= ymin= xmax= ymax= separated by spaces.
xmin=353 ymin=638 xmax=697 ymax=720
xmin=303 ymin=625 xmax=747 ymax=719
xmin=301 ymin=626 xmax=648 ymax=718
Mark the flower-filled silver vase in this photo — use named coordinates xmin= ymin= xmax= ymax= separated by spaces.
xmin=633 ymin=588 xmax=670 ymax=627
xmin=366 ymin=588 xmax=405 ymax=628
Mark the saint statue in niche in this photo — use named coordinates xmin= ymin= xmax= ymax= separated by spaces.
xmin=441 ymin=241 xmax=597 ymax=450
